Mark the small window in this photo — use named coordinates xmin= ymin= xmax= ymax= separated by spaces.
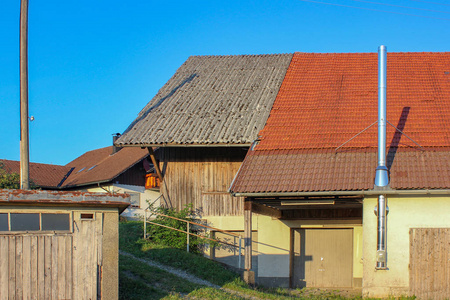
xmin=10 ymin=213 xmax=40 ymax=231
xmin=80 ymin=213 xmax=94 ymax=220
xmin=0 ymin=213 xmax=8 ymax=231
xmin=42 ymin=213 xmax=70 ymax=231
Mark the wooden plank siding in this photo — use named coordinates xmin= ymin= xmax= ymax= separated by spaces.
xmin=0 ymin=234 xmax=73 ymax=300
xmin=159 ymin=147 xmax=246 ymax=216
xmin=0 ymin=212 xmax=105 ymax=299
xmin=409 ymin=228 xmax=450 ymax=300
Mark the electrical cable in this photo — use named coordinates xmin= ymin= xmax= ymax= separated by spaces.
xmin=298 ymin=0 xmax=450 ymax=21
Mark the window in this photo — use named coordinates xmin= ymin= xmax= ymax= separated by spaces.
xmin=11 ymin=213 xmax=40 ymax=231
xmin=42 ymin=213 xmax=70 ymax=231
xmin=0 ymin=212 xmax=71 ymax=232
xmin=0 ymin=213 xmax=8 ymax=231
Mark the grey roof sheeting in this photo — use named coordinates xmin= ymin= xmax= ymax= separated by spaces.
xmin=116 ymin=54 xmax=293 ymax=146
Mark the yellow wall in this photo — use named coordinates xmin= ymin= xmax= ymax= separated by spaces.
xmin=84 ymin=184 xmax=160 ymax=218
xmin=362 ymin=194 xmax=450 ymax=298
xmin=205 ymin=214 xmax=363 ymax=286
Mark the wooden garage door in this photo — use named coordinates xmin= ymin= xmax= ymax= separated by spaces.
xmin=0 ymin=234 xmax=73 ymax=300
xmin=293 ymin=228 xmax=353 ymax=288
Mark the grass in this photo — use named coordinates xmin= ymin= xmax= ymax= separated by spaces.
xmin=119 ymin=221 xmax=239 ymax=286
xmin=119 ymin=221 xmax=417 ymax=300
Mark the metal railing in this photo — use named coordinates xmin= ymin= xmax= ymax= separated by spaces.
xmin=143 ymin=208 xmax=243 ymax=269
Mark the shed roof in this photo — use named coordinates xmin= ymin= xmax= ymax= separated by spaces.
xmin=116 ymin=54 xmax=293 ymax=146
xmin=231 ymin=52 xmax=450 ymax=194
xmin=0 ymin=189 xmax=130 ymax=212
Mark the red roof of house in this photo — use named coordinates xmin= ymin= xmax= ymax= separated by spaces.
xmin=0 ymin=159 xmax=71 ymax=188
xmin=231 ymin=52 xmax=450 ymax=194
xmin=1 ymin=147 xmax=149 ymax=189
xmin=257 ymin=52 xmax=450 ymax=151
xmin=61 ymin=146 xmax=149 ymax=188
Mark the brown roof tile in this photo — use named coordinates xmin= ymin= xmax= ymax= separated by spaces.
xmin=62 ymin=146 xmax=148 ymax=188
xmin=231 ymin=148 xmax=450 ymax=193
xmin=0 ymin=159 xmax=72 ymax=188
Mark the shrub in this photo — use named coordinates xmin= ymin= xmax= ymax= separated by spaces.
xmin=146 ymin=204 xmax=211 ymax=253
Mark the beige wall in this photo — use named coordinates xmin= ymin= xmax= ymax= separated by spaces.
xmin=206 ymin=214 xmax=363 ymax=287
xmin=362 ymin=194 xmax=450 ymax=298
xmin=85 ymin=184 xmax=160 ymax=219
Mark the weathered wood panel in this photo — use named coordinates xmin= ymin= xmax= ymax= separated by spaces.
xmin=0 ymin=234 xmax=73 ymax=300
xmin=410 ymin=228 xmax=450 ymax=300
xmin=160 ymin=147 xmax=246 ymax=216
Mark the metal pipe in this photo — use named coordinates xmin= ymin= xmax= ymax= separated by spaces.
xmin=375 ymin=45 xmax=389 ymax=269
xmin=186 ymin=221 xmax=190 ymax=252
xmin=376 ymin=194 xmax=387 ymax=269
xmin=238 ymin=235 xmax=242 ymax=269
xmin=144 ymin=209 xmax=147 ymax=239
xmin=375 ymin=45 xmax=389 ymax=187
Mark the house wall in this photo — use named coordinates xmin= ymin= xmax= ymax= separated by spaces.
xmin=205 ymin=214 xmax=363 ymax=288
xmin=362 ymin=194 xmax=450 ymax=298
xmin=160 ymin=147 xmax=246 ymax=216
xmin=83 ymin=184 xmax=160 ymax=219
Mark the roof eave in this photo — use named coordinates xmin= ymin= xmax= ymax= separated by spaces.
xmin=231 ymin=189 xmax=450 ymax=198
xmin=117 ymin=143 xmax=252 ymax=148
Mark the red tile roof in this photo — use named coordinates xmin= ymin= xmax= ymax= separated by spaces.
xmin=1 ymin=146 xmax=149 ymax=189
xmin=231 ymin=52 xmax=450 ymax=193
xmin=62 ymin=146 xmax=149 ymax=188
xmin=257 ymin=52 xmax=450 ymax=151
xmin=0 ymin=159 xmax=71 ymax=188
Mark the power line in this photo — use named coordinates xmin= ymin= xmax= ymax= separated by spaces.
xmin=298 ymin=0 xmax=450 ymax=21
xmin=406 ymin=0 xmax=450 ymax=7
xmin=350 ymin=0 xmax=450 ymax=14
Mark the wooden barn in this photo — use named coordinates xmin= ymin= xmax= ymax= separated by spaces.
xmin=0 ymin=189 xmax=129 ymax=300
xmin=116 ymin=54 xmax=293 ymax=275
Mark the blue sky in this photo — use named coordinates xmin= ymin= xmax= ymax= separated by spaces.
xmin=1 ymin=0 xmax=449 ymax=165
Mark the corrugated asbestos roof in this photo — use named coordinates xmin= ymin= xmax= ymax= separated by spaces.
xmin=62 ymin=146 xmax=148 ymax=188
xmin=231 ymin=52 xmax=450 ymax=193
xmin=1 ymin=159 xmax=71 ymax=188
xmin=116 ymin=54 xmax=293 ymax=146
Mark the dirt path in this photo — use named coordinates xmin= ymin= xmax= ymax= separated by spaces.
xmin=120 ymin=251 xmax=262 ymax=299
xmin=119 ymin=250 xmax=220 ymax=288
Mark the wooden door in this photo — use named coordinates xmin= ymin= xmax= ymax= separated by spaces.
xmin=410 ymin=228 xmax=450 ymax=300
xmin=293 ymin=228 xmax=353 ymax=288
xmin=72 ymin=212 xmax=103 ymax=300
xmin=0 ymin=234 xmax=73 ymax=299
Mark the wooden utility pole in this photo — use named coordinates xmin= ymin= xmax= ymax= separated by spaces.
xmin=20 ymin=0 xmax=30 ymax=189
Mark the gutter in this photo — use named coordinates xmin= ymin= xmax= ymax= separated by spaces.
xmin=115 ymin=143 xmax=252 ymax=148
xmin=231 ymin=189 xmax=450 ymax=198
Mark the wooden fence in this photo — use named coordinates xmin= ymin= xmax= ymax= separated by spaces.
xmin=409 ymin=228 xmax=450 ymax=300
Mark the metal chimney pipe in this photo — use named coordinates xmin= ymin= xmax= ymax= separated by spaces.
xmin=375 ymin=45 xmax=389 ymax=269
xmin=375 ymin=45 xmax=389 ymax=187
